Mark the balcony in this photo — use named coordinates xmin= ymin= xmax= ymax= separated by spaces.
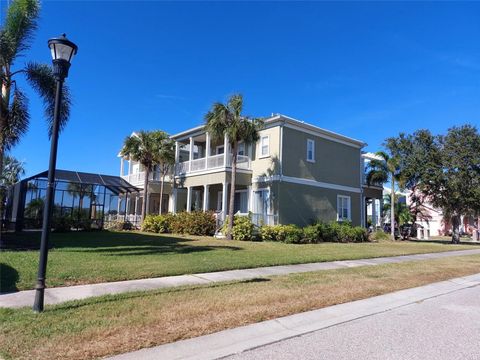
xmin=175 ymin=154 xmax=251 ymax=175
xmin=121 ymin=171 xmax=171 ymax=187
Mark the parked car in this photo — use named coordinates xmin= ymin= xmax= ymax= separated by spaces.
xmin=400 ymin=224 xmax=417 ymax=240
xmin=383 ymin=223 xmax=400 ymax=239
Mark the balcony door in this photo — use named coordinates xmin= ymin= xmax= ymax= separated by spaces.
xmin=253 ymin=188 xmax=271 ymax=225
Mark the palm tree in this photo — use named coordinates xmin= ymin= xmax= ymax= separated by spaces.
xmin=120 ymin=131 xmax=166 ymax=221
xmin=0 ymin=0 xmax=71 ymax=237
xmin=1 ymin=155 xmax=25 ymax=186
xmin=157 ymin=136 xmax=175 ymax=215
xmin=382 ymin=193 xmax=412 ymax=226
xmin=366 ymin=151 xmax=401 ymax=239
xmin=205 ymin=94 xmax=263 ymax=240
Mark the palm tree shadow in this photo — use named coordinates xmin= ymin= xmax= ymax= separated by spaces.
xmin=0 ymin=263 xmax=19 ymax=293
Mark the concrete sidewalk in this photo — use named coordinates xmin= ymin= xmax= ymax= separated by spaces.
xmin=1 ymin=248 xmax=480 ymax=309
xmin=107 ymin=272 xmax=480 ymax=360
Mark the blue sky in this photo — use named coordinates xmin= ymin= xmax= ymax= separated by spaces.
xmin=3 ymin=1 xmax=480 ymax=177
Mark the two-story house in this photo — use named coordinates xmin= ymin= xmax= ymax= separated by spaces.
xmin=119 ymin=114 xmax=383 ymax=227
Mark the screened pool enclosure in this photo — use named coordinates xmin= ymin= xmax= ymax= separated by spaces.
xmin=5 ymin=170 xmax=139 ymax=231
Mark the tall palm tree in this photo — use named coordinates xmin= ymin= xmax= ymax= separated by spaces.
xmin=366 ymin=151 xmax=401 ymax=239
xmin=0 ymin=0 xmax=71 ymax=238
xmin=205 ymin=94 xmax=263 ymax=240
xmin=157 ymin=135 xmax=175 ymax=215
xmin=120 ymin=131 xmax=166 ymax=221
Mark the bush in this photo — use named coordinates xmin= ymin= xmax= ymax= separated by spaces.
xmin=369 ymin=230 xmax=390 ymax=242
xmin=260 ymin=224 xmax=303 ymax=243
xmin=222 ymin=215 xmax=257 ymax=241
xmin=283 ymin=225 xmax=304 ymax=244
xmin=302 ymin=222 xmax=369 ymax=243
xmin=52 ymin=215 xmax=73 ymax=232
xmin=169 ymin=212 xmax=216 ymax=236
xmin=105 ymin=220 xmax=133 ymax=231
xmin=142 ymin=214 xmax=173 ymax=233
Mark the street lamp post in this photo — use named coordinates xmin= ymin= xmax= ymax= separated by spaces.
xmin=33 ymin=34 xmax=78 ymax=313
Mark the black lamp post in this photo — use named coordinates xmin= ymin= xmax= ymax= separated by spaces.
xmin=33 ymin=34 xmax=78 ymax=313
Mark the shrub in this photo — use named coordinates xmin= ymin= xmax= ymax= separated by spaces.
xmin=170 ymin=212 xmax=216 ymax=236
xmin=301 ymin=222 xmax=369 ymax=243
xmin=303 ymin=225 xmax=320 ymax=243
xmin=231 ymin=215 xmax=255 ymax=241
xmin=283 ymin=225 xmax=304 ymax=244
xmin=52 ymin=215 xmax=73 ymax=232
xmin=142 ymin=214 xmax=173 ymax=233
xmin=105 ymin=220 xmax=133 ymax=231
xmin=260 ymin=224 xmax=303 ymax=243
xmin=369 ymin=230 xmax=390 ymax=242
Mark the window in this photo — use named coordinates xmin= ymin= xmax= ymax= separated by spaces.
xmin=260 ymin=135 xmax=269 ymax=157
xmin=337 ymin=195 xmax=351 ymax=221
xmin=307 ymin=139 xmax=315 ymax=162
xmin=216 ymin=145 xmax=224 ymax=155
xmin=238 ymin=142 xmax=245 ymax=156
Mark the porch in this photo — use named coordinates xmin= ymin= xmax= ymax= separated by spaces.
xmin=174 ymin=132 xmax=252 ymax=176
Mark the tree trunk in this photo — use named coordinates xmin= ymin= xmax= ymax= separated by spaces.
xmin=142 ymin=168 xmax=149 ymax=222
xmin=227 ymin=144 xmax=238 ymax=240
xmin=0 ymin=70 xmax=10 ymax=246
xmin=159 ymin=173 xmax=165 ymax=215
xmin=390 ymin=177 xmax=395 ymax=240
xmin=451 ymin=214 xmax=460 ymax=244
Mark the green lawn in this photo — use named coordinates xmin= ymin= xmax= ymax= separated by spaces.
xmin=1 ymin=230 xmax=479 ymax=292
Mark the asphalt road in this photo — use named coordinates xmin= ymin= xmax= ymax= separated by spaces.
xmin=227 ymin=285 xmax=480 ymax=360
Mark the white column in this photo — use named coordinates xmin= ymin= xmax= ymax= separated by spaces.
xmin=205 ymin=132 xmax=211 ymax=169
xmin=169 ymin=187 xmax=177 ymax=213
xmin=175 ymin=141 xmax=180 ymax=163
xmin=128 ymin=159 xmax=132 ymax=174
xmin=224 ymin=134 xmax=229 ymax=167
xmin=120 ymin=158 xmax=124 ymax=176
xmin=371 ymin=198 xmax=376 ymax=229
xmin=203 ymin=185 xmax=209 ymax=212
xmin=247 ymin=185 xmax=252 ymax=212
xmin=186 ymin=186 xmax=192 ymax=212
xmin=134 ymin=195 xmax=138 ymax=216
xmin=222 ymin=182 xmax=228 ymax=220
xmin=189 ymin=137 xmax=194 ymax=172
xmin=126 ymin=195 xmax=130 ymax=216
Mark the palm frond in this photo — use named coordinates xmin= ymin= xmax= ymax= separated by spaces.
xmin=3 ymin=87 xmax=29 ymax=150
xmin=1 ymin=0 xmax=40 ymax=64
xmin=25 ymin=62 xmax=71 ymax=137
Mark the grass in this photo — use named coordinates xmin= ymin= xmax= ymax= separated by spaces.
xmin=1 ymin=230 xmax=479 ymax=292
xmin=1 ymin=254 xmax=480 ymax=360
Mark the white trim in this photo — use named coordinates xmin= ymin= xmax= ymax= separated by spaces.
xmin=253 ymin=175 xmax=361 ymax=194
xmin=337 ymin=195 xmax=351 ymax=222
xmin=306 ymin=138 xmax=315 ymax=162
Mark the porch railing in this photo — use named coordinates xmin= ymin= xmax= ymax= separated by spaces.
xmin=121 ymin=172 xmax=172 ymax=187
xmin=176 ymin=154 xmax=251 ymax=175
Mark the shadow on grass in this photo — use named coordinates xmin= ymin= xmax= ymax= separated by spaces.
xmin=0 ymin=263 xmax=19 ymax=293
xmin=45 ymin=277 xmax=271 ymax=313
xmin=2 ymin=231 xmax=242 ymax=256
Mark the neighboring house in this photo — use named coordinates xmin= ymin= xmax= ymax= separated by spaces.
xmin=381 ymin=187 xmax=478 ymax=237
xmin=119 ymin=114 xmax=383 ymax=227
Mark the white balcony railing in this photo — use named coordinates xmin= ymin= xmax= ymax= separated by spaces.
xmin=121 ymin=171 xmax=171 ymax=187
xmin=176 ymin=154 xmax=251 ymax=175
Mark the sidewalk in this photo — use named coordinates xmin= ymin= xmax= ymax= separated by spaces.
xmin=1 ymin=248 xmax=480 ymax=309
xmin=106 ymin=273 xmax=480 ymax=360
